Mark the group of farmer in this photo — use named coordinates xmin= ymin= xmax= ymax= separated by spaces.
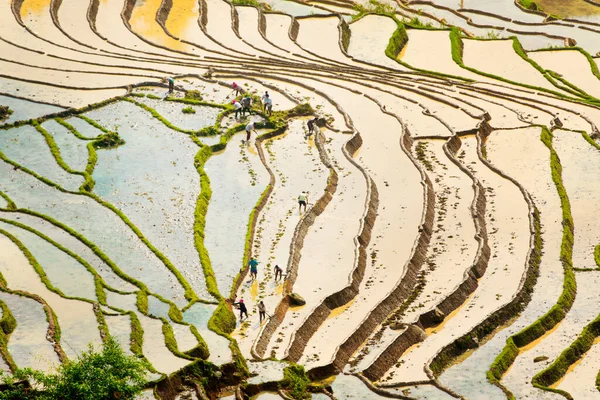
xmin=233 ymin=261 xmax=284 ymax=323
xmin=167 ymin=78 xmax=320 ymax=325
xmin=233 ymin=189 xmax=311 ymax=323
xmin=231 ymin=82 xmax=273 ymax=120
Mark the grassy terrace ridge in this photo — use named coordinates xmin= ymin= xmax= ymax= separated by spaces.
xmin=448 ymin=28 xmax=600 ymax=108
xmin=0 ymin=104 xmax=212 ymax=373
xmin=486 ymin=126 xmax=576 ymax=399
xmin=0 ymin=114 xmax=202 ymax=306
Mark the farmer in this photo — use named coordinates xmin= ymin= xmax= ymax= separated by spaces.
xmin=232 ymin=81 xmax=243 ymax=96
xmin=233 ymin=100 xmax=242 ymax=119
xmin=258 ymin=301 xmax=267 ymax=323
xmin=245 ymin=121 xmax=256 ymax=142
xmin=298 ymin=191 xmax=308 ymax=214
xmin=241 ymin=95 xmax=252 ymax=116
xmin=264 ymin=95 xmax=273 ymax=116
xmin=167 ymin=77 xmax=175 ymax=94
xmin=261 ymin=91 xmax=270 ymax=111
xmin=274 ymin=264 xmax=283 ymax=282
xmin=234 ymin=299 xmax=248 ymax=320
xmin=306 ymin=117 xmax=319 ymax=138
xmin=249 ymin=257 xmax=259 ymax=281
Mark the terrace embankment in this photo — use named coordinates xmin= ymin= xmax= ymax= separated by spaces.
xmin=298 ymin=116 xmax=422 ymax=377
xmin=439 ymin=131 xmax=560 ymax=398
xmin=232 ymin=119 xmax=329 ymax=357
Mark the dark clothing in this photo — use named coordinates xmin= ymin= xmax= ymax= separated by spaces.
xmin=274 ymin=266 xmax=283 ymax=281
xmin=235 ymin=302 xmax=248 ymax=319
xmin=259 ymin=311 xmax=266 ymax=322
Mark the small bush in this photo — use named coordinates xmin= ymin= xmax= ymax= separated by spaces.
xmin=182 ymin=106 xmax=196 ymax=114
xmin=0 ymin=106 xmax=13 ymax=122
xmin=0 ymin=337 xmax=147 ymax=400
xmin=185 ymin=90 xmax=202 ymax=101
xmin=93 ymin=131 xmax=125 ymax=149
xmin=282 ymin=365 xmax=310 ymax=399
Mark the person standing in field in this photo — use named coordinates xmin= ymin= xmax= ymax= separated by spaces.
xmin=233 ymin=100 xmax=242 ymax=119
xmin=167 ymin=77 xmax=175 ymax=94
xmin=262 ymin=91 xmax=270 ymax=111
xmin=258 ymin=301 xmax=267 ymax=323
xmin=234 ymin=299 xmax=248 ymax=320
xmin=264 ymin=95 xmax=273 ymax=117
xmin=232 ymin=82 xmax=243 ymax=96
xmin=298 ymin=191 xmax=308 ymax=214
xmin=249 ymin=257 xmax=259 ymax=281
xmin=241 ymin=95 xmax=252 ymax=116
xmin=274 ymin=264 xmax=283 ymax=282
xmin=245 ymin=121 xmax=256 ymax=143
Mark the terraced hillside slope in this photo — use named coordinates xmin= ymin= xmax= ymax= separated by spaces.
xmin=1 ymin=0 xmax=600 ymax=398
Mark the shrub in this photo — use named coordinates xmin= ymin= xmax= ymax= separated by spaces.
xmin=182 ymin=106 xmax=196 ymax=114
xmin=0 ymin=106 xmax=12 ymax=122
xmin=282 ymin=365 xmax=310 ymax=399
xmin=185 ymin=90 xmax=202 ymax=101
xmin=93 ymin=131 xmax=125 ymax=149
xmin=0 ymin=337 xmax=147 ymax=400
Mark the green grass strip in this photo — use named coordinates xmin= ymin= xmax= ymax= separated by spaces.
xmin=54 ymin=118 xmax=96 ymax=140
xmin=78 ymin=115 xmax=112 ymax=134
xmin=0 ymin=217 xmax=110 ymax=304
xmin=384 ymin=20 xmax=474 ymax=83
xmin=0 ymin=227 xmax=106 ymax=310
xmin=32 ymin=121 xmax=96 ymax=192
xmin=1 ymin=143 xmax=196 ymax=306
xmin=449 ymin=29 xmax=600 ymax=107
xmin=0 ymin=297 xmax=18 ymax=371
xmin=122 ymin=97 xmax=226 ymax=136
xmin=0 ymin=190 xmax=16 ymax=210
xmin=487 ymin=126 xmax=576 ymax=398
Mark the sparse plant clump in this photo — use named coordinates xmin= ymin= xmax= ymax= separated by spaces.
xmin=93 ymin=131 xmax=125 ymax=149
xmin=185 ymin=90 xmax=202 ymax=101
xmin=352 ymin=0 xmax=395 ymax=20
xmin=230 ymin=0 xmax=271 ymax=11
xmin=0 ymin=106 xmax=13 ymax=122
xmin=182 ymin=106 xmax=196 ymax=114
xmin=282 ymin=364 xmax=310 ymax=399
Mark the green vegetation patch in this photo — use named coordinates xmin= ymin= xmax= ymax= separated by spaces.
xmin=92 ymin=131 xmax=125 ymax=149
xmin=0 ymin=336 xmax=147 ymax=400
xmin=487 ymin=127 xmax=576 ymax=397
xmin=231 ymin=0 xmax=271 ymax=12
xmin=181 ymin=106 xmax=196 ymax=115
xmin=0 ymin=106 xmax=13 ymax=122
xmin=352 ymin=0 xmax=395 ymax=20
xmin=282 ymin=364 xmax=311 ymax=399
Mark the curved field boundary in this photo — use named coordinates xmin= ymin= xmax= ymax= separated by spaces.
xmin=310 ymin=126 xmax=435 ymax=380
xmin=485 ymin=126 xmax=575 ymax=399
xmin=420 ymin=135 xmax=490 ymax=327
xmin=449 ymin=29 xmax=600 ymax=106
xmin=525 ymin=128 xmax=588 ymax=399
xmin=418 ymin=122 xmax=542 ymax=385
xmin=360 ymin=133 xmax=490 ymax=383
xmin=252 ymin=129 xmax=339 ymax=359
xmin=284 ymin=130 xmax=379 ymax=363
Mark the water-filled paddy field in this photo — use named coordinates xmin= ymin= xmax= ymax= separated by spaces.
xmin=2 ymin=0 xmax=600 ymax=398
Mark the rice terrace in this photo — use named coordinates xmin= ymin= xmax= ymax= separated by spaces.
xmin=2 ymin=0 xmax=600 ymax=398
